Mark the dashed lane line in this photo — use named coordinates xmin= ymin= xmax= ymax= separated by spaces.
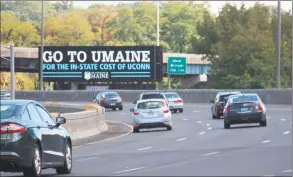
xmin=208 ymin=127 xmax=212 ymax=130
xmin=283 ymin=131 xmax=290 ymax=135
xmin=196 ymin=121 xmax=202 ymax=124
xmin=281 ymin=119 xmax=286 ymax=121
xmin=193 ymin=110 xmax=200 ymax=113
xmin=76 ymin=156 xmax=100 ymax=162
xmin=282 ymin=169 xmax=292 ymax=173
xmin=206 ymin=124 xmax=211 ymax=126
xmin=183 ymin=118 xmax=188 ymax=121
xmin=113 ymin=167 xmax=146 ymax=174
xmin=198 ymin=132 xmax=206 ymax=135
xmin=176 ymin=138 xmax=187 ymax=141
xmin=262 ymin=140 xmax=271 ymax=144
xmin=204 ymin=152 xmax=220 ymax=156
xmin=137 ymin=147 xmax=153 ymax=151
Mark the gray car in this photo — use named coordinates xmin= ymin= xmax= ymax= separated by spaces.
xmin=0 ymin=89 xmax=11 ymax=100
xmin=223 ymin=93 xmax=267 ymax=129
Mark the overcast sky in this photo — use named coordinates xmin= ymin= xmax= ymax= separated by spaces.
xmin=73 ymin=1 xmax=292 ymax=14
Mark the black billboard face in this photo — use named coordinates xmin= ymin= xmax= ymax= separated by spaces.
xmin=41 ymin=46 xmax=163 ymax=82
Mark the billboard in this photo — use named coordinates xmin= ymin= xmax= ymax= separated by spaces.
xmin=40 ymin=46 xmax=163 ymax=82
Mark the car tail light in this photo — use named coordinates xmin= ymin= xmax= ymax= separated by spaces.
xmin=0 ymin=123 xmax=26 ymax=134
xmin=258 ymin=103 xmax=263 ymax=111
xmin=175 ymin=99 xmax=183 ymax=103
xmin=226 ymin=105 xmax=231 ymax=113
xmin=133 ymin=110 xmax=139 ymax=115
xmin=164 ymin=109 xmax=169 ymax=113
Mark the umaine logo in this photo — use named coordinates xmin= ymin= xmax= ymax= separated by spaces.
xmin=84 ymin=72 xmax=91 ymax=80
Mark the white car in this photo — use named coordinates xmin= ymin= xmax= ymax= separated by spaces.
xmin=130 ymin=99 xmax=172 ymax=133
xmin=163 ymin=92 xmax=184 ymax=113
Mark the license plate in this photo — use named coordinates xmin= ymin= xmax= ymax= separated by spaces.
xmin=241 ymin=108 xmax=249 ymax=112
xmin=110 ymin=103 xmax=115 ymax=106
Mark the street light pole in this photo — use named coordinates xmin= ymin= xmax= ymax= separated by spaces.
xmin=39 ymin=0 xmax=44 ymax=90
xmin=276 ymin=0 xmax=281 ymax=88
xmin=10 ymin=44 xmax=15 ymax=99
xmin=156 ymin=1 xmax=160 ymax=46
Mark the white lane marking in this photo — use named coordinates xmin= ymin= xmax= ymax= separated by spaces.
xmin=283 ymin=131 xmax=290 ymax=135
xmin=193 ymin=110 xmax=200 ymax=113
xmin=120 ymin=113 xmax=126 ymax=115
xmin=76 ymin=156 xmax=100 ymax=162
xmin=198 ymin=132 xmax=206 ymax=135
xmin=208 ymin=127 xmax=212 ymax=130
xmin=281 ymin=119 xmax=286 ymax=121
xmin=137 ymin=147 xmax=152 ymax=151
xmin=282 ymin=169 xmax=292 ymax=173
xmin=176 ymin=138 xmax=187 ymax=141
xmin=196 ymin=121 xmax=202 ymax=124
xmin=291 ymin=122 xmax=292 ymax=124
xmin=204 ymin=152 xmax=219 ymax=156
xmin=206 ymin=124 xmax=211 ymax=126
xmin=114 ymin=167 xmax=145 ymax=174
xmin=262 ymin=140 xmax=271 ymax=144
xmin=43 ymin=150 xmax=64 ymax=157
xmin=73 ymin=145 xmax=83 ymax=149
xmin=183 ymin=118 xmax=188 ymax=121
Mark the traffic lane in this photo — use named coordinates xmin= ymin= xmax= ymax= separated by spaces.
xmin=70 ymin=107 xmax=291 ymax=176
xmin=116 ymin=145 xmax=291 ymax=176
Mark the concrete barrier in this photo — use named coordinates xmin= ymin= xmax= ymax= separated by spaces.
xmin=44 ymin=102 xmax=108 ymax=146
xmin=16 ymin=88 xmax=292 ymax=105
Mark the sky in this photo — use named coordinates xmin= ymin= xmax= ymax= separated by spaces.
xmin=73 ymin=1 xmax=292 ymax=14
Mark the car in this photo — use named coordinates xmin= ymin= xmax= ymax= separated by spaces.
xmin=0 ymin=89 xmax=11 ymax=100
xmin=93 ymin=91 xmax=123 ymax=111
xmin=130 ymin=99 xmax=172 ymax=133
xmin=163 ymin=92 xmax=183 ymax=113
xmin=210 ymin=91 xmax=241 ymax=119
xmin=133 ymin=92 xmax=168 ymax=105
xmin=0 ymin=100 xmax=72 ymax=177
xmin=223 ymin=93 xmax=267 ymax=129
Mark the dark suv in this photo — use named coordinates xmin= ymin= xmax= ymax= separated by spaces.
xmin=210 ymin=91 xmax=241 ymax=119
xmin=93 ymin=91 xmax=123 ymax=111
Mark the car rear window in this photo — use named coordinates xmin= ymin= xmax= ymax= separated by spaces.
xmin=0 ymin=104 xmax=19 ymax=119
xmin=141 ymin=94 xmax=164 ymax=100
xmin=137 ymin=101 xmax=165 ymax=109
xmin=219 ymin=94 xmax=235 ymax=102
xmin=104 ymin=92 xmax=119 ymax=98
xmin=164 ymin=93 xmax=180 ymax=99
xmin=230 ymin=95 xmax=259 ymax=103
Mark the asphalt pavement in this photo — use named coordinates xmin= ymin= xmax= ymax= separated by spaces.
xmin=2 ymin=102 xmax=292 ymax=176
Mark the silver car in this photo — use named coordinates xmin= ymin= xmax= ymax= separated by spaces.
xmin=130 ymin=99 xmax=172 ymax=133
xmin=163 ymin=92 xmax=183 ymax=113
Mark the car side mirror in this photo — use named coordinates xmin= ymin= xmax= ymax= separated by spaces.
xmin=56 ymin=117 xmax=66 ymax=127
xmin=130 ymin=108 xmax=134 ymax=112
xmin=210 ymin=100 xmax=214 ymax=103
xmin=133 ymin=101 xmax=137 ymax=104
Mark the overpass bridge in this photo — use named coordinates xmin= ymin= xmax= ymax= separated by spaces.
xmin=1 ymin=47 xmax=211 ymax=89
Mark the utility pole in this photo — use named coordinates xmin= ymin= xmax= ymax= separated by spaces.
xmin=10 ymin=44 xmax=15 ymax=99
xmin=276 ymin=0 xmax=281 ymax=88
xmin=156 ymin=1 xmax=160 ymax=46
xmin=39 ymin=0 xmax=45 ymax=90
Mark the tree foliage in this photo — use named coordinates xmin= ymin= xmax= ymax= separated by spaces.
xmin=0 ymin=1 xmax=292 ymax=90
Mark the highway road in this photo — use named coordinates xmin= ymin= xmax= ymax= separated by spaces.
xmin=2 ymin=102 xmax=292 ymax=176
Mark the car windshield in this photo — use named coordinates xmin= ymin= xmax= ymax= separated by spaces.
xmin=141 ymin=94 xmax=164 ymax=100
xmin=230 ymin=95 xmax=259 ymax=103
xmin=164 ymin=93 xmax=180 ymax=99
xmin=0 ymin=104 xmax=19 ymax=119
xmin=104 ymin=92 xmax=119 ymax=98
xmin=137 ymin=101 xmax=165 ymax=109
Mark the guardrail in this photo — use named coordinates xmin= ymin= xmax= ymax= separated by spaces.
xmin=44 ymin=102 xmax=108 ymax=146
xmin=16 ymin=89 xmax=292 ymax=105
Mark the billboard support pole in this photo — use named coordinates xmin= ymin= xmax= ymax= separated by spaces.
xmin=39 ymin=0 xmax=44 ymax=90
xmin=10 ymin=44 xmax=15 ymax=99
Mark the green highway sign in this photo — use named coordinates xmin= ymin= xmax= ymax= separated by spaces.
xmin=167 ymin=57 xmax=187 ymax=75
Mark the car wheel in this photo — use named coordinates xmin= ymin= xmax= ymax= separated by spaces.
xmin=23 ymin=144 xmax=42 ymax=177
xmin=56 ymin=141 xmax=72 ymax=174
xmin=179 ymin=109 xmax=183 ymax=113
xmin=212 ymin=114 xmax=216 ymax=119
xmin=224 ymin=122 xmax=230 ymax=129
xmin=133 ymin=128 xmax=139 ymax=133
xmin=119 ymin=106 xmax=123 ymax=111
xmin=167 ymin=126 xmax=172 ymax=131
xmin=260 ymin=120 xmax=267 ymax=127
